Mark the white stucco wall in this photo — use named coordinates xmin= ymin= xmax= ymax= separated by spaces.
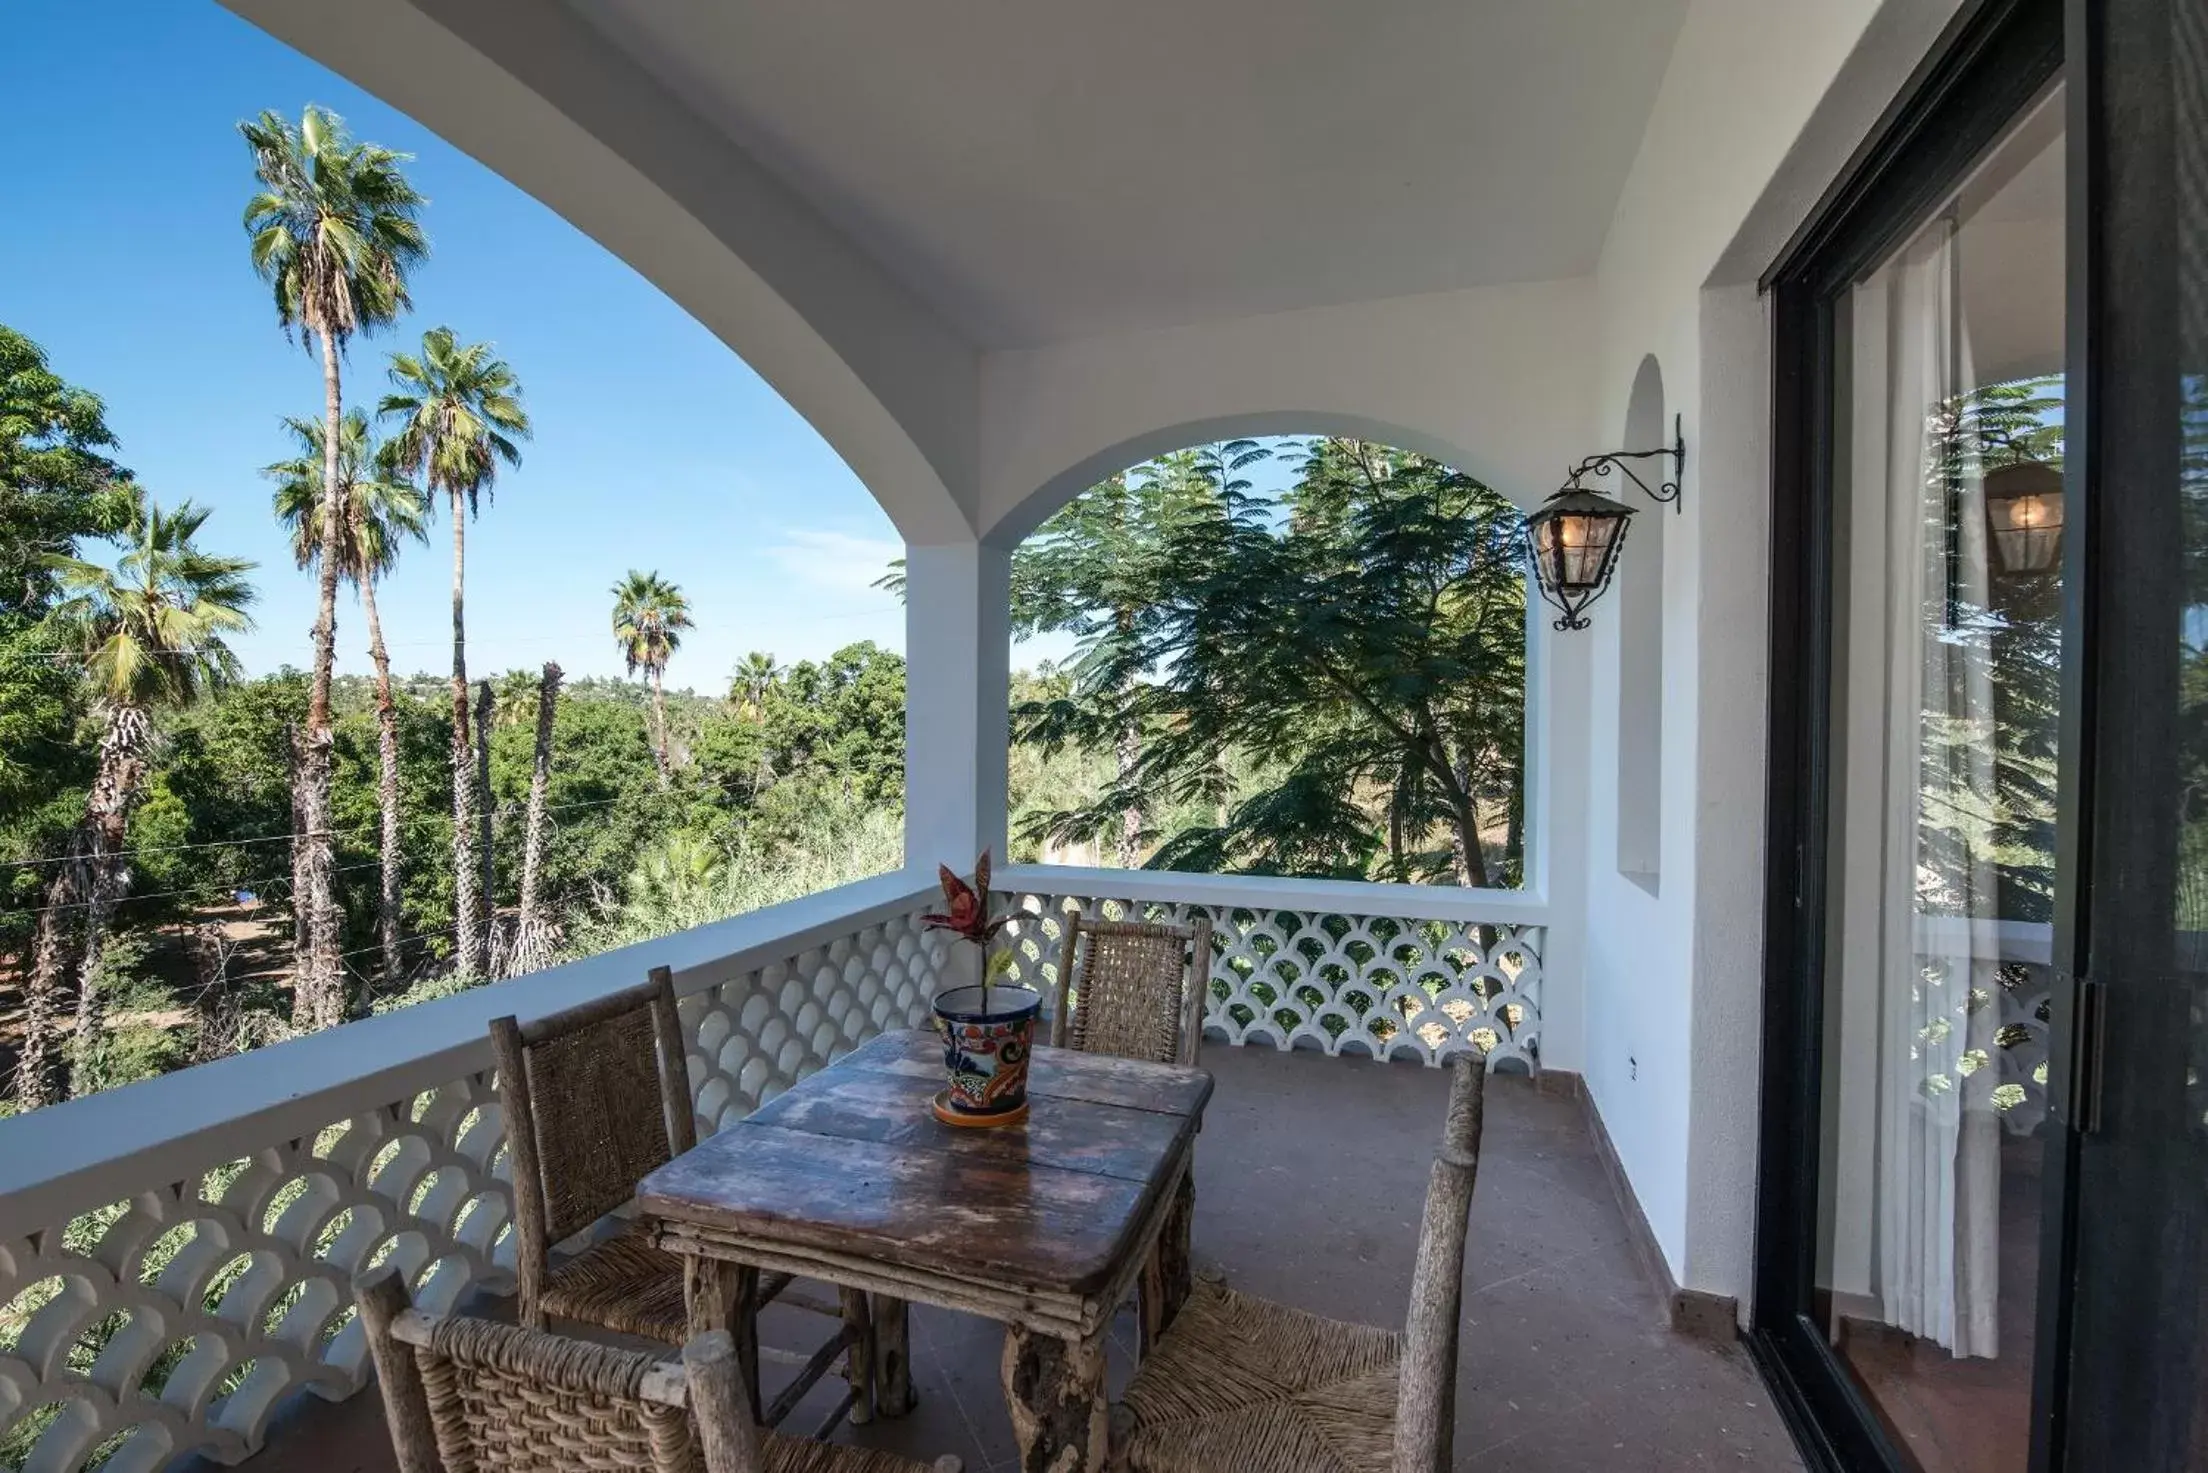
xmin=975 ymin=279 xmax=1600 ymax=540
xmin=1579 ymin=0 xmax=1973 ymax=1306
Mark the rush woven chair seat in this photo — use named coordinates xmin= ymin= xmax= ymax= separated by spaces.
xmin=1107 ymin=1055 xmax=1487 ymax=1473
xmin=356 ymin=1266 xmax=960 ymax=1473
xmin=491 ymin=967 xmax=867 ymax=1428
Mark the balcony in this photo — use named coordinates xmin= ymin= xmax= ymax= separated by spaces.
xmin=0 ymin=868 xmax=1790 ymax=1472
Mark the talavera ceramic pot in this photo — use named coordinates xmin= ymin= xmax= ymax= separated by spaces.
xmin=930 ymin=985 xmax=1042 ymax=1126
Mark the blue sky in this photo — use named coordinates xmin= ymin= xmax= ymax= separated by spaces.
xmin=2 ymin=0 xmax=912 ymax=692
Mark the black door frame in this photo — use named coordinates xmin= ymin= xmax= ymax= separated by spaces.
xmin=1750 ymin=0 xmax=2068 ymax=1468
xmin=2052 ymin=0 xmax=2206 ymax=1464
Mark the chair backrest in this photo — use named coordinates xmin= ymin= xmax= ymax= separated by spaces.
xmin=489 ymin=966 xmax=695 ymax=1328
xmin=1391 ymin=1053 xmax=1488 ymax=1473
xmin=1048 ymin=907 xmax=1214 ymax=1066
xmin=356 ymin=1264 xmax=761 ymax=1473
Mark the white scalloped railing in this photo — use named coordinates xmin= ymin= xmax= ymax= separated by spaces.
xmin=995 ymin=865 xmax=1545 ymax=1071
xmin=0 ymin=864 xmax=1540 ymax=1471
xmin=0 ymin=873 xmax=947 ymax=1473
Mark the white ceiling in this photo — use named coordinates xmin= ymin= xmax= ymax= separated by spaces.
xmin=560 ymin=0 xmax=1690 ymax=348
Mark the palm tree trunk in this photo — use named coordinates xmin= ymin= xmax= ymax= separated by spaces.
xmin=14 ymin=866 xmax=82 ymax=1110
xmin=293 ymin=327 xmax=348 ymax=1032
xmin=475 ymin=678 xmax=495 ymax=958
xmin=511 ymin=661 xmax=562 ymax=976
xmin=359 ymin=566 xmax=404 ymax=992
xmin=649 ymin=665 xmax=671 ymax=787
xmin=286 ymin=720 xmax=306 ymax=977
xmin=448 ymin=484 xmax=482 ymax=978
xmin=70 ymin=703 xmax=151 ymax=1095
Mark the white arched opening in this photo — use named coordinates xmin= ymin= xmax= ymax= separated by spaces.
xmin=996 ymin=424 xmax=1544 ymax=891
xmin=1615 ymin=356 xmax=1667 ymax=891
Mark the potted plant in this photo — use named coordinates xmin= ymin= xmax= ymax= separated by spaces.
xmin=924 ymin=851 xmax=1042 ymax=1127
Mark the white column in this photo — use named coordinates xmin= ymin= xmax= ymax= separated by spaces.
xmin=902 ymin=542 xmax=1010 ymax=870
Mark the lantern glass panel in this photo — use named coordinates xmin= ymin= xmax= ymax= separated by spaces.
xmin=1984 ymin=462 xmax=2064 ymax=574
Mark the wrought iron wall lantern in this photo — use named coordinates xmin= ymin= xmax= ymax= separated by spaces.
xmin=1983 ymin=459 xmax=2064 ymax=575
xmin=1526 ymin=414 xmax=1686 ymax=630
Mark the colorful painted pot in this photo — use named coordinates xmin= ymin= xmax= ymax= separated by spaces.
xmin=931 ymin=985 xmax=1043 ymax=1126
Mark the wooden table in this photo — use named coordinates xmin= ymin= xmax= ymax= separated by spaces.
xmin=638 ymin=1027 xmax=1214 ymax=1473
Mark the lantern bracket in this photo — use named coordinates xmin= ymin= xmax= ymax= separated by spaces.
xmin=1564 ymin=413 xmax=1686 ymax=512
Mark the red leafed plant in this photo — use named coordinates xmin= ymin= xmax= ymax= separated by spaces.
xmin=923 ymin=851 xmax=1015 ymax=1008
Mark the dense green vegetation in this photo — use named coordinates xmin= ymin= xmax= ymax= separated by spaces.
xmin=2 ymin=105 xmax=1541 ymax=1118
xmin=0 ymin=102 xmax=924 ymax=1114
xmin=1002 ymin=438 xmax=1528 ymax=886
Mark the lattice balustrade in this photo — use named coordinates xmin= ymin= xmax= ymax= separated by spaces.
xmin=996 ymin=890 xmax=1542 ymax=1070
xmin=0 ymin=890 xmax=950 ymax=1472
xmin=680 ymin=907 xmax=948 ymax=1135
xmin=0 ymin=1077 xmax=509 ymax=1473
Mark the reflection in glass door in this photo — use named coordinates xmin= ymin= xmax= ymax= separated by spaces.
xmin=1815 ymin=90 xmax=2066 ymax=1473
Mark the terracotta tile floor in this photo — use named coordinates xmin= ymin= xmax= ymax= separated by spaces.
xmin=228 ymin=1045 xmax=1800 ymax=1471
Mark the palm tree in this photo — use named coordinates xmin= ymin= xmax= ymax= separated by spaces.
xmin=379 ymin=327 xmax=529 ymax=978
xmin=16 ymin=492 xmax=255 ymax=1105
xmin=241 ymin=104 xmax=426 ymax=1029
xmin=267 ymin=410 xmax=427 ymax=994
xmin=611 ymin=571 xmax=694 ymax=785
xmin=729 ymin=651 xmax=781 ymax=722
xmin=495 ymin=668 xmax=542 ymax=726
xmin=508 ymin=661 xmax=563 ymax=977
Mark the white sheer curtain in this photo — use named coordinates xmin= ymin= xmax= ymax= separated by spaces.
xmin=1868 ymin=216 xmax=2004 ymax=1359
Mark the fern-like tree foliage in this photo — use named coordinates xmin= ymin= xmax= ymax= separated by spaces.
xmin=1019 ymin=439 xmax=1527 ymax=887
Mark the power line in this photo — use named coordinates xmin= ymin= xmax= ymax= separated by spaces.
xmin=0 ymin=859 xmax=391 ymax=922
xmin=3 ymin=784 xmax=693 ymax=873
xmin=0 ymin=785 xmax=675 ymax=914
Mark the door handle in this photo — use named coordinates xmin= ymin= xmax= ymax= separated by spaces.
xmin=2057 ymin=974 xmax=2107 ymax=1135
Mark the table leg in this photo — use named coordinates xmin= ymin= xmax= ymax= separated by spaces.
xmin=1138 ymin=1167 xmax=1197 ymax=1356
xmin=684 ymin=1255 xmax=736 ymax=1335
xmin=1003 ymin=1324 xmax=1109 ymax=1473
xmin=1159 ymin=1168 xmax=1196 ymax=1331
xmin=684 ymin=1258 xmax=765 ymax=1424
xmin=840 ymin=1286 xmax=877 ymax=1425
xmin=871 ymin=1293 xmax=915 ymax=1416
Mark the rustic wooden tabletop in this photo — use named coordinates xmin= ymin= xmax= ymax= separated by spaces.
xmin=639 ymin=1027 xmax=1212 ymax=1296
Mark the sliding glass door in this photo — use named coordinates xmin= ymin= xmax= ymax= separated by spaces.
xmin=1758 ymin=0 xmax=2208 ymax=1467
xmin=1756 ymin=2 xmax=2070 ymax=1469
xmin=1815 ymin=88 xmax=2066 ymax=1473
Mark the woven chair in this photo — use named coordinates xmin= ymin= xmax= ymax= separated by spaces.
xmin=490 ymin=967 xmax=865 ymax=1430
xmin=356 ymin=1266 xmax=960 ymax=1473
xmin=1106 ymin=1054 xmax=1487 ymax=1473
xmin=1049 ymin=906 xmax=1215 ymax=1355
xmin=1048 ymin=907 xmax=1213 ymax=1067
